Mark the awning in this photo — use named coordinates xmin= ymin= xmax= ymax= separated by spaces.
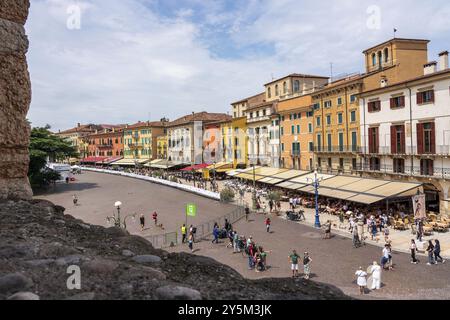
xmin=110 ymin=158 xmax=149 ymax=166
xmin=281 ymin=173 xmax=422 ymax=205
xmin=96 ymin=156 xmax=123 ymax=165
xmin=148 ymin=160 xmax=187 ymax=169
xmin=81 ymin=156 xmax=107 ymax=163
xmin=181 ymin=163 xmax=210 ymax=171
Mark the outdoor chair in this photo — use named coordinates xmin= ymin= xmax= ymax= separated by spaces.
xmin=428 ymin=214 xmax=438 ymax=222
xmin=422 ymin=222 xmax=435 ymax=235
xmin=394 ymin=220 xmax=407 ymax=231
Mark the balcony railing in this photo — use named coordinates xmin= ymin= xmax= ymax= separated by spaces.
xmin=291 ymin=151 xmax=301 ymax=157
xmin=358 ymin=145 xmax=449 ymax=156
xmin=314 ymin=146 xmax=359 ymax=153
xmin=354 ymin=164 xmax=450 ymax=179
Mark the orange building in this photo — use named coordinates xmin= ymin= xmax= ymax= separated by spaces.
xmin=83 ymin=127 xmax=124 ymax=164
xmin=278 ymin=94 xmax=315 ymax=170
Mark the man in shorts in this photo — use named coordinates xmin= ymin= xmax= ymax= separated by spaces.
xmin=289 ymin=250 xmax=300 ymax=278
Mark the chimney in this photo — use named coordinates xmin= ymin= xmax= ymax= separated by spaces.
xmin=424 ymin=61 xmax=437 ymax=75
xmin=77 ymin=123 xmax=81 ymax=128
xmin=439 ymin=51 xmax=449 ymax=71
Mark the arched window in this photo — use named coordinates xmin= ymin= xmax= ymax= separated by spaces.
xmin=372 ymin=53 xmax=376 ymax=66
xmin=384 ymin=48 xmax=389 ymax=63
xmin=293 ymin=80 xmax=300 ymax=92
xmin=378 ymin=51 xmax=382 ymax=68
xmin=268 ymin=87 xmax=271 ymax=98
xmin=283 ymin=81 xmax=287 ymax=94
xmin=275 ymin=84 xmax=279 ymax=96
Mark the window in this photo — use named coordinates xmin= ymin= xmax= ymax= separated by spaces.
xmin=372 ymin=53 xmax=376 ymax=66
xmin=390 ymin=96 xmax=405 ymax=109
xmin=338 ymin=132 xmax=344 ymax=152
xmin=317 ymin=134 xmax=322 ymax=151
xmin=324 ymin=100 xmax=332 ymax=108
xmin=350 ymin=95 xmax=357 ymax=103
xmin=350 ymin=110 xmax=356 ymax=122
xmin=268 ymin=88 xmax=271 ymax=98
xmin=393 ymin=158 xmax=405 ymax=173
xmin=327 ymin=134 xmax=332 ymax=152
xmin=262 ymin=109 xmax=266 ymax=116
xmin=293 ymin=80 xmax=300 ymax=92
xmin=275 ymin=84 xmax=279 ymax=96
xmin=391 ymin=125 xmax=405 ymax=154
xmin=293 ymin=113 xmax=297 ymax=120
xmin=297 ymin=125 xmax=300 ymax=134
xmin=256 ymin=111 xmax=259 ymax=117
xmin=291 ymin=126 xmax=295 ymax=134
xmin=250 ymin=112 xmax=253 ymax=118
xmin=417 ymin=122 xmax=435 ymax=154
xmin=368 ymin=127 xmax=379 ymax=154
xmin=309 ymin=142 xmax=314 ymax=152
xmin=292 ymin=142 xmax=300 ymax=156
xmin=316 ymin=117 xmax=321 ymax=127
xmin=384 ymin=48 xmax=389 ymax=63
xmin=417 ymin=90 xmax=435 ymax=104
xmin=337 ymin=97 xmax=343 ymax=105
xmin=326 ymin=114 xmax=331 ymax=126
xmin=281 ymin=127 xmax=284 ymax=136
xmin=283 ymin=81 xmax=287 ymax=94
xmin=351 ymin=131 xmax=357 ymax=152
xmin=313 ymin=103 xmax=320 ymax=110
xmin=308 ymin=123 xmax=313 ymax=133
xmin=420 ymin=159 xmax=434 ymax=176
xmin=370 ymin=157 xmax=380 ymax=171
xmin=307 ymin=111 xmax=313 ymax=117
xmin=337 ymin=113 xmax=343 ymax=124
xmin=281 ymin=143 xmax=284 ymax=152
xmin=368 ymin=100 xmax=381 ymax=112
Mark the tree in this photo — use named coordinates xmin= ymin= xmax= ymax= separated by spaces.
xmin=28 ymin=125 xmax=78 ymax=189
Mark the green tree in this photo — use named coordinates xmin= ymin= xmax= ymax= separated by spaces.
xmin=28 ymin=125 xmax=78 ymax=189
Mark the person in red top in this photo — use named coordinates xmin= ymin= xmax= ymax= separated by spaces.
xmin=152 ymin=211 xmax=158 ymax=225
xmin=265 ymin=217 xmax=271 ymax=233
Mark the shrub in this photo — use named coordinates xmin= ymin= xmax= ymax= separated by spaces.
xmin=220 ymin=187 xmax=235 ymax=202
xmin=268 ymin=191 xmax=281 ymax=202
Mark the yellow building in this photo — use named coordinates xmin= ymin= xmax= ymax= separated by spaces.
xmin=115 ymin=121 xmax=166 ymax=166
xmin=57 ymin=123 xmax=104 ymax=162
xmin=313 ymin=38 xmax=430 ymax=174
xmin=220 ymin=117 xmax=248 ymax=168
xmin=156 ymin=136 xmax=168 ymax=160
xmin=278 ymin=94 xmax=315 ymax=170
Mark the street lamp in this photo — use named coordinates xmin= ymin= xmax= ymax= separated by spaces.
xmin=252 ymin=163 xmax=257 ymax=210
xmin=306 ymin=170 xmax=323 ymax=228
xmin=107 ymin=201 xmax=136 ymax=230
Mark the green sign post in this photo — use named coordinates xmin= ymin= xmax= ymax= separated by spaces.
xmin=185 ymin=203 xmax=197 ymax=229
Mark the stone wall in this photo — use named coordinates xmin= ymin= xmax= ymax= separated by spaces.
xmin=0 ymin=0 xmax=32 ymax=200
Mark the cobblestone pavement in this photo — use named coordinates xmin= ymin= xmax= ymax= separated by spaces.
xmin=34 ymin=172 xmax=236 ymax=238
xmin=36 ymin=172 xmax=450 ymax=299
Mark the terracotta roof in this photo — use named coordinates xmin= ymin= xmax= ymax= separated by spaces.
xmin=264 ymin=73 xmax=329 ymax=86
xmin=311 ymin=74 xmax=364 ymax=95
xmin=58 ymin=124 xmax=103 ymax=135
xmin=362 ymin=38 xmax=430 ymax=54
xmin=167 ymin=112 xmax=231 ymax=127
xmin=360 ymin=68 xmax=450 ymax=97
xmin=231 ymin=92 xmax=265 ymax=105
xmin=245 ymin=101 xmax=277 ymax=112
xmin=126 ymin=121 xmax=167 ymax=129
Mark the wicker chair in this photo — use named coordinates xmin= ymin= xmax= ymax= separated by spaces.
xmin=395 ymin=220 xmax=407 ymax=231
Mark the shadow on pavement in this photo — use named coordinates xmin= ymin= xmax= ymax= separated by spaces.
xmin=34 ymin=182 xmax=100 ymax=195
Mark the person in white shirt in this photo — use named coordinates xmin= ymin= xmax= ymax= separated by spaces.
xmin=381 ymin=245 xmax=390 ymax=269
xmin=369 ymin=261 xmax=381 ymax=290
xmin=355 ymin=267 xmax=367 ymax=295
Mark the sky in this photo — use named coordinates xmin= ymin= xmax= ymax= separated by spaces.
xmin=26 ymin=0 xmax=450 ymax=131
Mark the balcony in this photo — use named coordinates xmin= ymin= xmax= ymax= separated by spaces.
xmin=98 ymin=144 xmax=113 ymax=149
xmin=314 ymin=146 xmax=358 ymax=154
xmin=354 ymin=164 xmax=450 ymax=180
xmin=358 ymin=145 xmax=448 ymax=157
xmin=247 ymin=115 xmax=271 ymax=124
xmin=291 ymin=150 xmax=301 ymax=157
xmin=128 ymin=143 xmax=144 ymax=149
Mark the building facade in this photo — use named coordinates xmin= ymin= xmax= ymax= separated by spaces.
xmin=85 ymin=127 xmax=124 ymax=158
xmin=156 ymin=136 xmax=168 ymax=160
xmin=167 ymin=112 xmax=231 ymax=165
xmin=313 ymin=38 xmax=430 ymax=174
xmin=278 ymin=94 xmax=315 ymax=170
xmin=123 ymin=121 xmax=166 ymax=163
xmin=57 ymin=123 xmax=103 ymax=160
xmin=359 ymin=51 xmax=450 ymax=213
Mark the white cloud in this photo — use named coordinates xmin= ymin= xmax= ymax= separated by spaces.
xmin=25 ymin=0 xmax=450 ymax=130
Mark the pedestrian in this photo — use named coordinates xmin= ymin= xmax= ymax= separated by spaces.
xmin=410 ymin=239 xmax=419 ymax=264
xmin=383 ymin=227 xmax=390 ymax=243
xmin=381 ymin=244 xmax=390 ymax=270
xmin=245 ymin=206 xmax=250 ymax=222
xmin=139 ymin=213 xmax=145 ymax=231
xmin=434 ymin=240 xmax=445 ymax=263
xmin=268 ymin=199 xmax=274 ymax=213
xmin=352 ymin=223 xmax=359 ymax=248
xmin=276 ymin=200 xmax=281 ymax=212
xmin=323 ymin=220 xmax=331 ymax=239
xmin=212 ymin=225 xmax=219 ymax=244
xmin=371 ymin=218 xmax=378 ymax=241
xmin=265 ymin=217 xmax=271 ymax=233
xmin=188 ymin=232 xmax=194 ymax=252
xmin=181 ymin=224 xmax=187 ymax=243
xmin=152 ymin=211 xmax=158 ymax=226
xmin=303 ymin=252 xmax=312 ymax=280
xmin=288 ymin=250 xmax=300 ymax=278
xmin=426 ymin=240 xmax=435 ymax=265
xmin=369 ymin=261 xmax=381 ymax=290
xmin=224 ymin=219 xmax=232 ymax=232
xmin=233 ymin=231 xmax=240 ymax=253
xmin=246 ymin=241 xmax=255 ymax=270
xmin=72 ymin=194 xmax=78 ymax=206
xmin=355 ymin=266 xmax=368 ymax=295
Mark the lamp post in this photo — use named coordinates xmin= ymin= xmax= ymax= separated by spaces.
xmin=306 ymin=170 xmax=323 ymax=228
xmin=252 ymin=163 xmax=257 ymax=210
xmin=107 ymin=201 xmax=136 ymax=230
